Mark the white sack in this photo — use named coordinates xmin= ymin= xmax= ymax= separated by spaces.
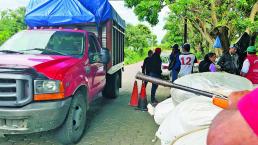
xmin=171 ymin=72 xmax=253 ymax=105
xmin=172 ymin=128 xmax=209 ymax=145
xmin=154 ymin=98 xmax=175 ymax=125
xmin=156 ymin=97 xmax=222 ymax=145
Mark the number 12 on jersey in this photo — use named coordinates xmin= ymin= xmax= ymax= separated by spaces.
xmin=181 ymin=57 xmax=192 ymax=65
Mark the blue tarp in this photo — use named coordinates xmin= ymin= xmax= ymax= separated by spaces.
xmin=78 ymin=0 xmax=111 ymax=25
xmin=25 ymin=0 xmax=125 ymax=29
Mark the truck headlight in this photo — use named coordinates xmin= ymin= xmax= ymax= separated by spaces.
xmin=34 ymin=80 xmax=60 ymax=94
xmin=34 ymin=80 xmax=65 ymax=101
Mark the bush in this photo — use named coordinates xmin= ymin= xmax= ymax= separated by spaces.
xmin=124 ymin=48 xmax=151 ymax=65
xmin=195 ymin=51 xmax=204 ymax=60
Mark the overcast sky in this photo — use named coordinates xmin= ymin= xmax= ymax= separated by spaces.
xmin=0 ymin=0 xmax=169 ymax=43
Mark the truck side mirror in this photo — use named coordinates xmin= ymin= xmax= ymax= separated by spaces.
xmin=100 ymin=47 xmax=110 ymax=64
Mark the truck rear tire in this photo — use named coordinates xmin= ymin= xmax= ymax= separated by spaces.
xmin=102 ymin=73 xmax=119 ymax=99
xmin=55 ymin=90 xmax=87 ymax=145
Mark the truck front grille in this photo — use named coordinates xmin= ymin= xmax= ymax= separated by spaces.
xmin=0 ymin=74 xmax=32 ymax=107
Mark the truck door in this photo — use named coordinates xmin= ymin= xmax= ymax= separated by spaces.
xmin=88 ymin=34 xmax=106 ymax=94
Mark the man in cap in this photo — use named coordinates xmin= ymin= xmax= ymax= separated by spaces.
xmin=218 ymin=45 xmax=240 ymax=75
xmin=240 ymin=46 xmax=258 ymax=84
xmin=168 ymin=44 xmax=181 ymax=82
xmin=149 ymin=48 xmax=162 ymax=104
xmin=178 ymin=43 xmax=197 ymax=77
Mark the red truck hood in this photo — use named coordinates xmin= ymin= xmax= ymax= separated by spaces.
xmin=0 ymin=54 xmax=81 ymax=79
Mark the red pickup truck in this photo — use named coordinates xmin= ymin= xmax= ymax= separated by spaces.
xmin=0 ymin=19 xmax=124 ymax=145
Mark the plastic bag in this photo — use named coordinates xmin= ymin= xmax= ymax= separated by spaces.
xmin=172 ymin=128 xmax=209 ymax=145
xmin=156 ymin=97 xmax=222 ymax=145
xmin=154 ymin=98 xmax=176 ymax=125
xmin=213 ymin=36 xmax=222 ymax=49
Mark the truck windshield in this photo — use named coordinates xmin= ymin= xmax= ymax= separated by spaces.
xmin=0 ymin=30 xmax=85 ymax=57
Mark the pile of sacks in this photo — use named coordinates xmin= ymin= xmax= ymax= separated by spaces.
xmin=149 ymin=72 xmax=254 ymax=145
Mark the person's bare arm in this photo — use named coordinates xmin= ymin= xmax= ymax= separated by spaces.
xmin=208 ymin=89 xmax=258 ymax=145
xmin=207 ymin=110 xmax=258 ymax=145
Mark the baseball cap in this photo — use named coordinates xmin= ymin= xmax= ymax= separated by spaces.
xmin=183 ymin=43 xmax=190 ymax=49
xmin=230 ymin=45 xmax=237 ymax=49
xmin=247 ymin=46 xmax=256 ymax=53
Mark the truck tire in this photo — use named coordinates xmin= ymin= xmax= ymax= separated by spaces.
xmin=102 ymin=73 xmax=119 ymax=99
xmin=55 ymin=90 xmax=87 ymax=145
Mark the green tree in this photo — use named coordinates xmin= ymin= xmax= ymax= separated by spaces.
xmin=125 ymin=24 xmax=157 ymax=54
xmin=124 ymin=23 xmax=157 ymax=64
xmin=161 ymin=13 xmax=183 ymax=48
xmin=0 ymin=7 xmax=26 ymax=45
xmin=125 ymin=0 xmax=172 ymax=26
xmin=125 ymin=0 xmax=258 ymax=52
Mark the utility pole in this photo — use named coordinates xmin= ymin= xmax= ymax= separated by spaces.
xmin=183 ymin=5 xmax=187 ymax=44
xmin=152 ymin=27 xmax=154 ymax=48
xmin=184 ymin=18 xmax=187 ymax=44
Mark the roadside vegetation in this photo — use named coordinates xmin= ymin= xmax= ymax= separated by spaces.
xmin=0 ymin=7 xmax=26 ymax=45
xmin=125 ymin=24 xmax=158 ymax=64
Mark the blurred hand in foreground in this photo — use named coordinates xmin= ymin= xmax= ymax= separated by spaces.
xmin=208 ymin=89 xmax=258 ymax=145
xmin=207 ymin=109 xmax=258 ymax=145
xmin=228 ymin=90 xmax=250 ymax=109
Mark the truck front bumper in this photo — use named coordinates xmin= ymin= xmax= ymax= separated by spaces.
xmin=0 ymin=98 xmax=72 ymax=134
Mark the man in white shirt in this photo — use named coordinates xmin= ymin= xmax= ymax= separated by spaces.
xmin=178 ymin=43 xmax=197 ymax=77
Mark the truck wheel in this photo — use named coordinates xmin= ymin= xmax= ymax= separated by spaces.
xmin=55 ymin=90 xmax=87 ymax=145
xmin=102 ymin=73 xmax=119 ymax=99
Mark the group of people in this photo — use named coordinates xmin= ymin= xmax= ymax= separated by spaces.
xmin=168 ymin=43 xmax=197 ymax=82
xmin=186 ymin=44 xmax=257 ymax=84
xmin=206 ymin=45 xmax=257 ymax=84
xmin=142 ymin=43 xmax=257 ymax=104
xmin=142 ymin=43 xmax=198 ymax=104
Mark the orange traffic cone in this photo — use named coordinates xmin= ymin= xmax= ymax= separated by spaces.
xmin=137 ymin=82 xmax=148 ymax=111
xmin=129 ymin=81 xmax=138 ymax=107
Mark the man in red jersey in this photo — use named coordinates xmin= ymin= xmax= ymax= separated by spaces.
xmin=240 ymin=46 xmax=258 ymax=84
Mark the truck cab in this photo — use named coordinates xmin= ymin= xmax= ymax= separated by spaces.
xmin=0 ymin=28 xmax=111 ymax=143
